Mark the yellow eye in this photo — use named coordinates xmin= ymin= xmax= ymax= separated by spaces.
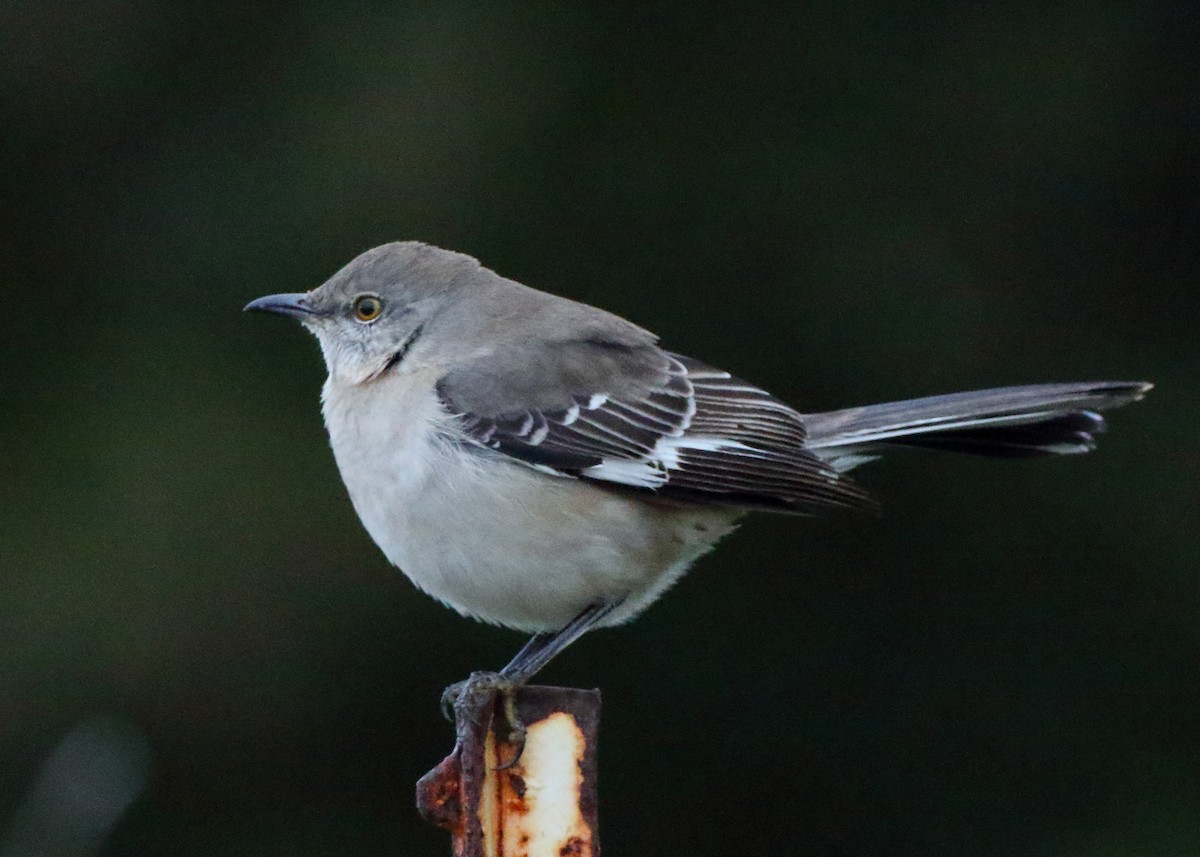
xmin=353 ymin=295 xmax=383 ymax=322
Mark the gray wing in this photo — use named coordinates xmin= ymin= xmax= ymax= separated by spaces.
xmin=435 ymin=341 xmax=874 ymax=514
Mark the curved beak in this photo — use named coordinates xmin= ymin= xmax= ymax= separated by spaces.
xmin=243 ymin=292 xmax=317 ymax=319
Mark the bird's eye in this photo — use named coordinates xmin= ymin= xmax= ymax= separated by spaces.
xmin=353 ymin=295 xmax=383 ymax=322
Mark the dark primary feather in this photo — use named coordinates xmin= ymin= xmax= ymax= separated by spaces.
xmin=437 ymin=346 xmax=875 ymax=514
xmin=886 ymin=411 xmax=1106 ymax=458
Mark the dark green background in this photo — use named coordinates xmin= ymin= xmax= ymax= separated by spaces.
xmin=2 ymin=4 xmax=1196 ymax=855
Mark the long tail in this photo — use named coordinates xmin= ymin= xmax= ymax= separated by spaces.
xmin=802 ymin=381 xmax=1151 ymax=471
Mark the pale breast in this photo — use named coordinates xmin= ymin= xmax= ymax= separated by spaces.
xmin=322 ymin=366 xmax=451 ymax=554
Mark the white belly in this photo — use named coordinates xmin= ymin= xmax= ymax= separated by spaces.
xmin=322 ymin=367 xmax=738 ymax=632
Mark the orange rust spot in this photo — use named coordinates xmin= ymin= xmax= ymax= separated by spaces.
xmin=414 ymin=752 xmax=463 ymax=833
xmin=500 ymin=766 xmax=531 ymax=818
xmin=559 ymin=836 xmax=586 ymax=855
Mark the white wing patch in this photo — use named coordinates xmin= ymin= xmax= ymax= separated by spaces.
xmin=583 ymin=435 xmax=757 ymax=487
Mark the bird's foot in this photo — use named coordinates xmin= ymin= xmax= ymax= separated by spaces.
xmin=440 ymin=670 xmax=511 ymax=721
xmin=440 ymin=671 xmax=527 ymax=766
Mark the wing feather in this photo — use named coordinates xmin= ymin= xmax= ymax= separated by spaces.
xmin=437 ymin=347 xmax=875 ymax=514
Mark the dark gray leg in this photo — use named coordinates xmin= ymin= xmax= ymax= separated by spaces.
xmin=498 ymin=600 xmax=621 ymax=683
xmin=440 ymin=600 xmax=622 ymax=734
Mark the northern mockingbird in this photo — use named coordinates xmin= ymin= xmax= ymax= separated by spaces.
xmin=246 ymin=241 xmax=1150 ymax=712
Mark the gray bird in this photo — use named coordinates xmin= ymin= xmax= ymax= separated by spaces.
xmin=246 ymin=241 xmax=1150 ymax=713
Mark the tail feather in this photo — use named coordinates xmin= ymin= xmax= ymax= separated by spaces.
xmin=803 ymin=381 xmax=1151 ymax=469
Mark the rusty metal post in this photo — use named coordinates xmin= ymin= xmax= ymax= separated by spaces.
xmin=416 ymin=685 xmax=601 ymax=856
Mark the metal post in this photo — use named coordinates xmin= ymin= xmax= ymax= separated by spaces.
xmin=416 ymin=686 xmax=601 ymax=856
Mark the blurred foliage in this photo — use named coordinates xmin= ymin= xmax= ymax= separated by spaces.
xmin=0 ymin=2 xmax=1196 ymax=855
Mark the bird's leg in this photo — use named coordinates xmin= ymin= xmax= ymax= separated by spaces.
xmin=440 ymin=600 xmax=622 ymax=762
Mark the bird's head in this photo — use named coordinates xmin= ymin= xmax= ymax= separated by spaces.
xmin=244 ymin=241 xmax=482 ymax=384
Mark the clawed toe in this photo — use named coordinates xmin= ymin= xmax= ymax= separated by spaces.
xmin=439 ymin=671 xmax=528 ymax=766
xmin=439 ymin=677 xmax=473 ymax=722
xmin=441 ymin=670 xmax=511 ymax=718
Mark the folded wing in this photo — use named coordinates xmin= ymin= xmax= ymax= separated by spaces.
xmin=436 ymin=344 xmax=874 ymax=514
